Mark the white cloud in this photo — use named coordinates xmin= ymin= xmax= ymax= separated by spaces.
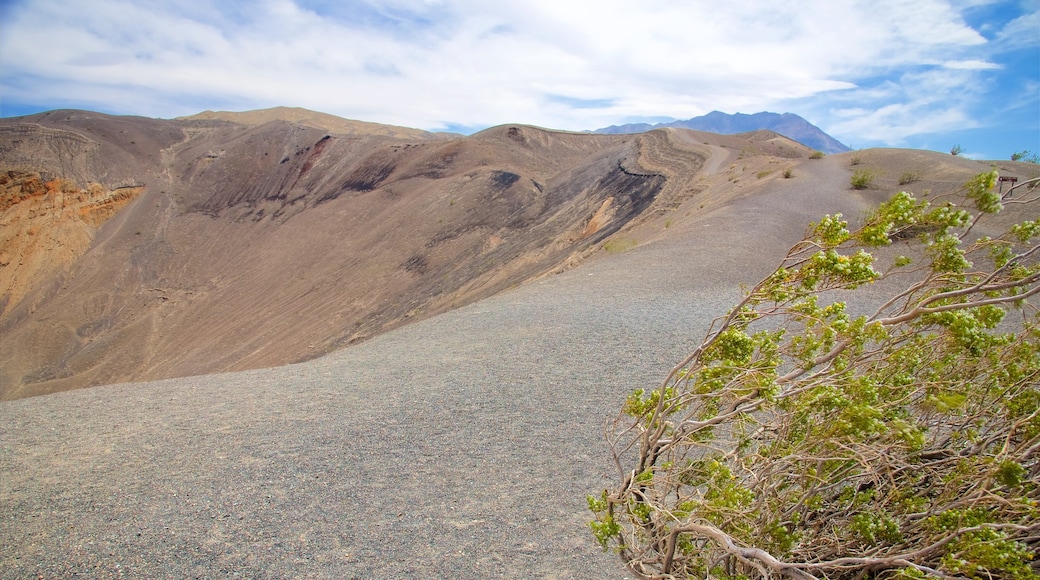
xmin=942 ymin=59 xmax=1002 ymax=69
xmin=994 ymin=7 xmax=1040 ymax=49
xmin=821 ymin=63 xmax=992 ymax=145
xmin=0 ymin=0 xmax=1030 ymax=143
xmin=828 ymin=103 xmax=976 ymax=144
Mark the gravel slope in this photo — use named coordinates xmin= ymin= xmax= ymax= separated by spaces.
xmin=0 ymin=156 xmax=863 ymax=579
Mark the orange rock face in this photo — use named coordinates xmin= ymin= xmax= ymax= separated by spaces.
xmin=0 ymin=170 xmax=143 ymax=314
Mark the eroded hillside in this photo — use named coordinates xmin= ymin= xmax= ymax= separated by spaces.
xmin=9 ymin=109 xmax=1028 ymax=401
xmin=0 ymin=110 xmax=723 ymax=399
xmin=0 ymin=171 xmax=144 ymax=314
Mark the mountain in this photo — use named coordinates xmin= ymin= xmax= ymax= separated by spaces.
xmin=5 ymin=107 xmax=1038 ymax=580
xmin=0 ymin=108 xmax=709 ymax=398
xmin=5 ymin=107 xmax=1029 ymax=400
xmin=596 ymin=111 xmax=851 ymax=154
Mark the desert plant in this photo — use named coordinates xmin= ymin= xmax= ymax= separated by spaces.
xmin=782 ymin=168 xmax=794 ymax=179
xmin=849 ymin=155 xmax=862 ymax=166
xmin=603 ymin=237 xmax=638 ymax=254
xmin=951 ymin=144 xmax=964 ymax=156
xmin=809 ymin=151 xmax=825 ymax=159
xmin=850 ymin=168 xmax=876 ymax=189
xmin=1012 ymin=150 xmax=1039 ymax=164
xmin=898 ymin=169 xmax=923 ymax=185
xmin=590 ymin=171 xmax=1040 ymax=579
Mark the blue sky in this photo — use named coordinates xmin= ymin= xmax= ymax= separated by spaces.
xmin=1 ymin=0 xmax=1036 ymax=159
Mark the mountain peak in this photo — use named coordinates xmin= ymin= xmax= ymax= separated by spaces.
xmin=595 ymin=111 xmax=850 ymax=154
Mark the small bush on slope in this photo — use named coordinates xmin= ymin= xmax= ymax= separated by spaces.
xmin=850 ymin=168 xmax=876 ymax=189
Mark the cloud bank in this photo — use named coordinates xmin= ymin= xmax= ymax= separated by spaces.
xmin=1 ymin=0 xmax=1036 ymax=154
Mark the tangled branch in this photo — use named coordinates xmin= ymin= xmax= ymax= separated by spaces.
xmin=590 ymin=172 xmax=1040 ymax=579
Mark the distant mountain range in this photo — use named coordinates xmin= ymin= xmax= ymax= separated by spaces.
xmin=596 ymin=111 xmax=851 ymax=154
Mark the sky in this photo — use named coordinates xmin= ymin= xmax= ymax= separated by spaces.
xmin=0 ymin=0 xmax=1037 ymax=160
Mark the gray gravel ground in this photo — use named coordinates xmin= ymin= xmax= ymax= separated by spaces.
xmin=0 ymin=156 xmax=863 ymax=579
xmin=0 ymin=264 xmax=731 ymax=579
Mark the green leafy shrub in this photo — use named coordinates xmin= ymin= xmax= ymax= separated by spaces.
xmin=850 ymin=168 xmax=876 ymax=189
xmin=1012 ymin=150 xmax=1039 ymax=163
xmin=590 ymin=171 xmax=1040 ymax=579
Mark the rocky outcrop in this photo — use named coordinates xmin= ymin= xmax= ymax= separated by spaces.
xmin=0 ymin=171 xmax=144 ymax=315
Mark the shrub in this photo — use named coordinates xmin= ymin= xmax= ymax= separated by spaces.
xmin=782 ymin=168 xmax=794 ymax=179
xmin=591 ymin=171 xmax=1040 ymax=579
xmin=1012 ymin=150 xmax=1039 ymax=163
xmin=809 ymin=150 xmax=825 ymax=159
xmin=951 ymin=144 xmax=964 ymax=156
xmin=850 ymin=168 xmax=876 ymax=189
xmin=898 ymin=169 xmax=922 ymax=185
xmin=602 ymin=237 xmax=637 ymax=254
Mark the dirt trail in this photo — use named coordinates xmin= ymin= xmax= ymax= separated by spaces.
xmin=673 ymin=129 xmax=736 ymax=175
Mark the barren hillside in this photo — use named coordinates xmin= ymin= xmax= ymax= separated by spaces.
xmin=0 ymin=109 xmax=708 ymax=399
xmin=179 ymin=106 xmax=448 ymax=140
xmin=2 ymin=109 xmax=1037 ymax=401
